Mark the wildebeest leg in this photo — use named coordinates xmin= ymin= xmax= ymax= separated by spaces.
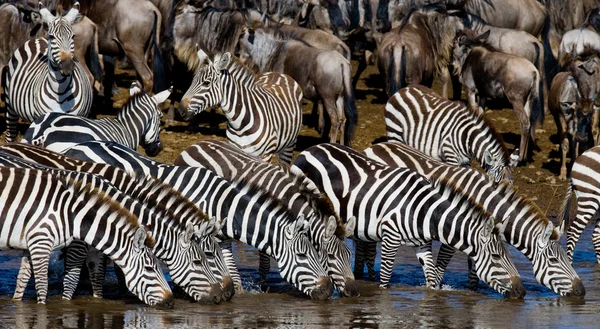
xmin=478 ymin=97 xmax=487 ymax=113
xmin=515 ymin=101 xmax=531 ymax=162
xmin=122 ymin=45 xmax=153 ymax=92
xmin=593 ymin=106 xmax=600 ymax=146
xmin=467 ymin=89 xmax=480 ymax=114
xmin=337 ymin=95 xmax=346 ymax=145
xmin=102 ymin=56 xmax=116 ymax=107
xmin=314 ymin=101 xmax=325 ymax=135
xmin=439 ymin=66 xmax=451 ymax=99
xmin=556 ymin=114 xmax=569 ymax=180
xmin=352 ymin=52 xmax=369 ymax=89
xmin=323 ymin=96 xmax=341 ymax=144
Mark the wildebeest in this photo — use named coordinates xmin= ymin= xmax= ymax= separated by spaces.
xmin=452 ymin=29 xmax=543 ymax=162
xmin=376 ymin=3 xmax=459 ymax=98
xmin=239 ymin=27 xmax=358 ymax=145
xmin=549 ymin=72 xmax=590 ymax=180
xmin=558 ymin=9 xmax=600 ymax=69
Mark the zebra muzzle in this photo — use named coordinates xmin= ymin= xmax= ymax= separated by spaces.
xmin=502 ymin=276 xmax=526 ymax=299
xmin=341 ymin=277 xmax=360 ymax=297
xmin=209 ymin=283 xmax=223 ymax=304
xmin=59 ymin=57 xmax=75 ymax=76
xmin=567 ymin=277 xmax=586 ymax=298
xmin=310 ymin=276 xmax=334 ymax=300
xmin=222 ymin=275 xmax=235 ymax=301
xmin=157 ymin=291 xmax=175 ymax=309
xmin=144 ymin=142 xmax=163 ymax=157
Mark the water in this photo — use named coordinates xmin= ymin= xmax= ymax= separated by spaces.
xmin=1 ymin=229 xmax=599 ymax=329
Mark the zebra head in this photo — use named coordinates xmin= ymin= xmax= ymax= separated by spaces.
xmin=179 ymin=48 xmax=228 ymax=120
xmin=277 ymin=217 xmax=333 ymax=299
xmin=120 ymin=227 xmax=174 ymax=308
xmin=38 ymin=2 xmax=80 ymax=76
xmin=531 ymin=222 xmax=585 ymax=297
xmin=470 ymin=217 xmax=526 ymax=299
xmin=483 ymin=150 xmax=513 ymax=185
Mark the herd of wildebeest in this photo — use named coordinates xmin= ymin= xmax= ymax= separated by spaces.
xmin=1 ymin=0 xmax=600 ymax=308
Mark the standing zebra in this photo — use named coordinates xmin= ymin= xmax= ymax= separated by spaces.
xmin=178 ymin=48 xmax=303 ymax=164
xmin=0 ymin=166 xmax=173 ymax=307
xmin=1 ymin=2 xmax=93 ymax=143
xmin=385 ymin=85 xmax=517 ymax=183
xmin=175 ymin=140 xmax=359 ymax=297
xmin=364 ymin=142 xmax=585 ymax=297
xmin=292 ymin=143 xmax=525 ymax=298
xmin=21 ymin=81 xmax=170 ymax=156
xmin=62 ymin=141 xmax=333 ymax=299
xmin=0 ymin=143 xmax=232 ymax=302
xmin=559 ymin=146 xmax=600 ymax=264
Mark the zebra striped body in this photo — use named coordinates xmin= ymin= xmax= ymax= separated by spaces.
xmin=0 ymin=166 xmax=173 ymax=306
xmin=0 ymin=152 xmax=224 ymax=303
xmin=385 ymin=85 xmax=515 ymax=183
xmin=21 ymin=81 xmax=170 ymax=156
xmin=1 ymin=3 xmax=93 ymax=143
xmin=175 ymin=140 xmax=359 ymax=297
xmin=63 ymin=141 xmax=333 ymax=299
xmin=0 ymin=143 xmax=230 ymax=302
xmin=559 ymin=146 xmax=600 ymax=264
xmin=292 ymin=143 xmax=524 ymax=298
xmin=179 ymin=49 xmax=302 ymax=164
xmin=364 ymin=142 xmax=584 ymax=297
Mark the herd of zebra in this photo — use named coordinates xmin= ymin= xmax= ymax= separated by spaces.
xmin=3 ymin=0 xmax=600 ymax=310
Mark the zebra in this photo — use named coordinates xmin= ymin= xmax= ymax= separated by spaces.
xmin=174 ymin=139 xmax=359 ymax=297
xmin=384 ymin=85 xmax=518 ymax=184
xmin=0 ymin=144 xmax=230 ymax=303
xmin=61 ymin=141 xmax=333 ymax=299
xmin=1 ymin=2 xmax=93 ymax=143
xmin=292 ymin=143 xmax=525 ymax=298
xmin=559 ymin=145 xmax=600 ymax=264
xmin=178 ymin=47 xmax=303 ymax=164
xmin=364 ymin=141 xmax=585 ymax=297
xmin=0 ymin=166 xmax=173 ymax=306
xmin=0 ymin=152 xmax=226 ymax=304
xmin=21 ymin=81 xmax=170 ymax=156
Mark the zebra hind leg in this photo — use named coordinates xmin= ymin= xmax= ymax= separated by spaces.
xmin=434 ymin=244 xmax=457 ymax=288
xmin=63 ymin=241 xmax=89 ymax=300
xmin=467 ymin=258 xmax=480 ymax=291
xmin=364 ymin=242 xmax=377 ymax=282
xmin=592 ymin=218 xmax=600 ymax=265
xmin=353 ymin=240 xmax=367 ymax=280
xmin=414 ymin=243 xmax=437 ymax=288
xmin=13 ymin=254 xmax=32 ymax=300
xmin=566 ymin=201 xmax=598 ymax=262
xmin=86 ymin=247 xmax=106 ymax=298
xmin=258 ymin=252 xmax=271 ymax=292
xmin=379 ymin=236 xmax=402 ymax=288
xmin=29 ymin=244 xmax=53 ymax=304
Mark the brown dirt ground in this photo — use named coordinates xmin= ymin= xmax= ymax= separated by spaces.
xmin=1 ymin=60 xmax=571 ymax=218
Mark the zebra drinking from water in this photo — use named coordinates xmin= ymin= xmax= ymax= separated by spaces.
xmin=0 ymin=166 xmax=173 ymax=306
xmin=385 ymin=85 xmax=517 ymax=183
xmin=175 ymin=139 xmax=359 ymax=297
xmin=1 ymin=2 xmax=93 ymax=143
xmin=363 ymin=141 xmax=585 ymax=297
xmin=292 ymin=143 xmax=525 ymax=298
xmin=21 ymin=81 xmax=169 ymax=156
xmin=178 ymin=47 xmax=303 ymax=164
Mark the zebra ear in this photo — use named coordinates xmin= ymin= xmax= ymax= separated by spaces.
xmin=484 ymin=150 xmax=493 ymax=165
xmin=64 ymin=2 xmax=80 ymax=24
xmin=151 ymin=88 xmax=172 ymax=105
xmin=129 ymin=81 xmax=143 ymax=96
xmin=133 ymin=227 xmax=147 ymax=252
xmin=495 ymin=219 xmax=508 ymax=242
xmin=183 ymin=222 xmax=195 ymax=244
xmin=538 ymin=222 xmax=554 ymax=249
xmin=345 ymin=216 xmax=356 ymax=238
xmin=217 ymin=217 xmax=227 ymax=235
xmin=214 ymin=52 xmax=232 ymax=72
xmin=325 ymin=216 xmax=337 ymax=238
xmin=38 ymin=2 xmax=55 ymax=24
xmin=286 ymin=216 xmax=305 ymax=240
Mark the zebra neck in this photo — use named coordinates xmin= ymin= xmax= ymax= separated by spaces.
xmin=115 ymin=109 xmax=142 ymax=148
xmin=218 ymin=71 xmax=252 ymax=128
xmin=46 ymin=61 xmax=74 ymax=95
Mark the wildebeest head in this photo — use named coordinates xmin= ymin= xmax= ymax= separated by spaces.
xmin=568 ymin=49 xmax=600 ymax=133
xmin=452 ymin=28 xmax=490 ymax=74
xmin=179 ymin=47 xmax=230 ymax=120
xmin=302 ymin=0 xmax=350 ymax=40
xmin=584 ymin=7 xmax=600 ymax=34
xmin=39 ymin=1 xmax=79 ymax=76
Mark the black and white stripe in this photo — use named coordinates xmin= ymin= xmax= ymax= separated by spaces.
xmin=385 ymin=85 xmax=516 ymax=183
xmin=364 ymin=141 xmax=585 ymax=297
xmin=21 ymin=81 xmax=170 ymax=156
xmin=292 ymin=143 xmax=524 ymax=298
xmin=1 ymin=2 xmax=93 ymax=143
xmin=179 ymin=49 xmax=302 ymax=164
xmin=175 ymin=140 xmax=359 ymax=297
xmin=0 ymin=166 xmax=173 ymax=306
xmin=63 ymin=141 xmax=333 ymax=299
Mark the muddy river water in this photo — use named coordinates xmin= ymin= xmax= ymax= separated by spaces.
xmin=1 ymin=229 xmax=599 ymax=329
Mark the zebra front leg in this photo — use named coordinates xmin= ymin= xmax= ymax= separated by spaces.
xmin=13 ymin=254 xmax=32 ymax=300
xmin=434 ymin=244 xmax=457 ymax=288
xmin=592 ymin=218 xmax=600 ymax=264
xmin=353 ymin=240 xmax=377 ymax=280
xmin=364 ymin=242 xmax=377 ymax=281
xmin=5 ymin=108 xmax=19 ymax=143
xmin=379 ymin=236 xmax=402 ymax=289
xmin=258 ymin=252 xmax=271 ymax=291
xmin=28 ymin=244 xmax=53 ymax=304
xmin=277 ymin=145 xmax=295 ymax=166
xmin=414 ymin=243 xmax=437 ymax=288
xmin=86 ymin=247 xmax=106 ymax=298
xmin=468 ymin=258 xmax=480 ymax=290
xmin=63 ymin=242 xmax=89 ymax=300
xmin=220 ymin=241 xmax=242 ymax=291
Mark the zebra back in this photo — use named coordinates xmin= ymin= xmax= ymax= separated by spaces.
xmin=364 ymin=141 xmax=583 ymax=297
xmin=385 ymin=85 xmax=514 ymax=183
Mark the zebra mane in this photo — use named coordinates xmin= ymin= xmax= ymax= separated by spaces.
xmin=225 ymin=57 xmax=258 ymax=87
xmin=63 ymin=176 xmax=156 ymax=248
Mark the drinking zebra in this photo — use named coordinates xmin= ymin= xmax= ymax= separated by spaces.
xmin=175 ymin=140 xmax=359 ymax=297
xmin=0 ymin=166 xmax=173 ymax=306
xmin=385 ymin=85 xmax=517 ymax=183
xmin=292 ymin=143 xmax=525 ymax=298
xmin=178 ymin=48 xmax=302 ymax=164
xmin=62 ymin=141 xmax=333 ymax=299
xmin=0 ymin=143 xmax=231 ymax=302
xmin=1 ymin=2 xmax=93 ymax=143
xmin=364 ymin=142 xmax=584 ymax=297
xmin=21 ymin=81 xmax=169 ymax=156
xmin=559 ymin=146 xmax=600 ymax=264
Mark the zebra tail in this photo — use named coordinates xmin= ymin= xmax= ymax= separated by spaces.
xmin=151 ymin=10 xmax=168 ymax=93
xmin=89 ymin=22 xmax=103 ymax=84
xmin=558 ymin=181 xmax=573 ymax=236
xmin=342 ymin=61 xmax=358 ymax=146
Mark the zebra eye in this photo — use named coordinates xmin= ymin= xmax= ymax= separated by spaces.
xmin=549 ymin=257 xmax=559 ymax=264
xmin=491 ymin=254 xmax=502 ymax=262
xmin=297 ymin=253 xmax=307 ymax=260
xmin=145 ymin=265 xmax=155 ymax=272
xmin=193 ymin=260 xmax=204 ymax=268
xmin=205 ymin=252 xmax=214 ymax=258
xmin=202 ymin=80 xmax=210 ymax=86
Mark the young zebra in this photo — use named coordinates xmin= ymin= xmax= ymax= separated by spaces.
xmin=0 ymin=166 xmax=173 ymax=306
xmin=559 ymin=146 xmax=600 ymax=264
xmin=292 ymin=143 xmax=525 ymax=298
xmin=0 ymin=153 xmax=225 ymax=304
xmin=21 ymin=81 xmax=170 ymax=156
xmin=364 ymin=142 xmax=585 ymax=297
xmin=178 ymin=48 xmax=302 ymax=164
xmin=1 ymin=2 xmax=93 ymax=143
xmin=385 ymin=85 xmax=517 ymax=183
xmin=175 ymin=140 xmax=359 ymax=297
xmin=0 ymin=144 xmax=231 ymax=302
xmin=62 ymin=141 xmax=333 ymax=299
